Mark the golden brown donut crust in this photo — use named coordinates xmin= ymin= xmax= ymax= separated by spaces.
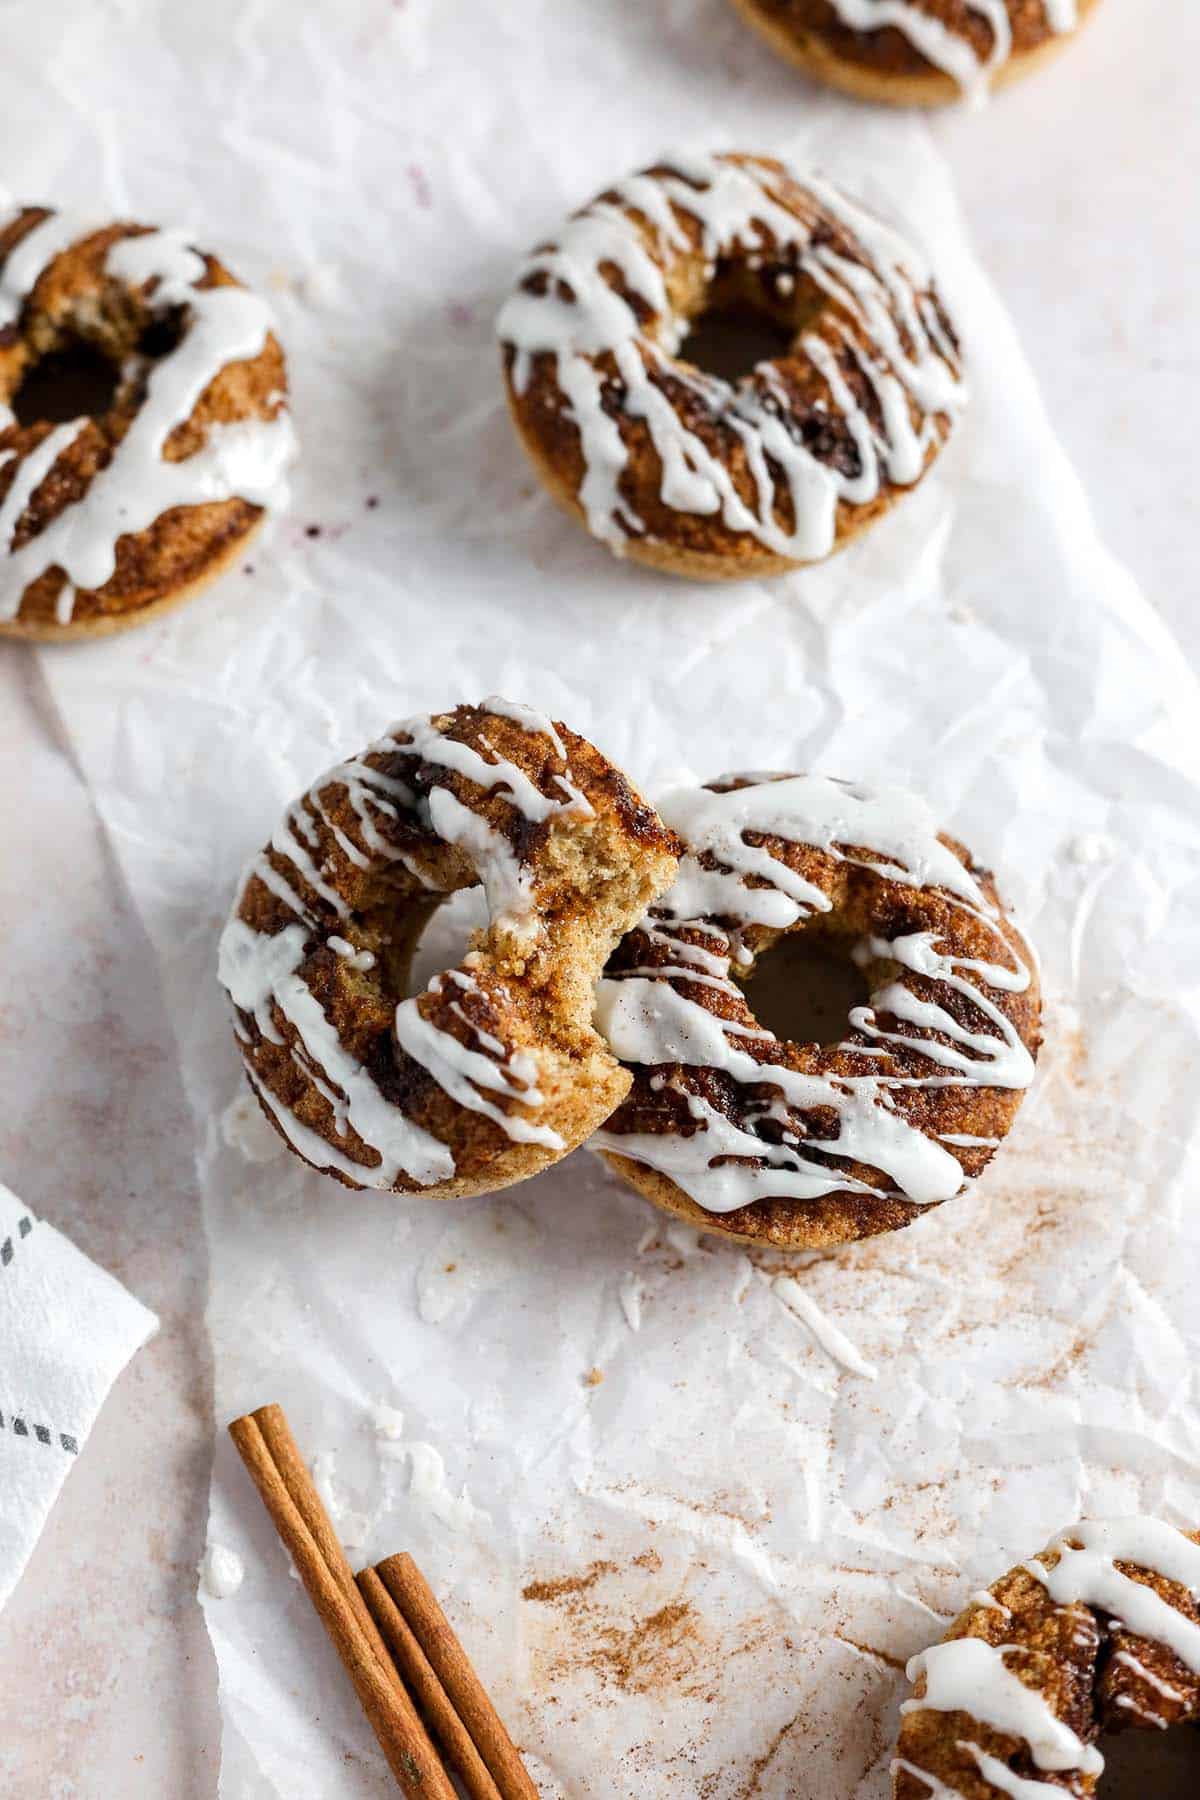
xmin=896 ymin=1522 xmax=1200 ymax=1797
xmin=731 ymin=0 xmax=1101 ymax=107
xmin=500 ymin=153 xmax=963 ymax=581
xmin=596 ymin=776 xmax=1041 ymax=1250
xmin=221 ymin=701 xmax=679 ymax=1202
xmin=0 ymin=209 xmax=289 ymax=640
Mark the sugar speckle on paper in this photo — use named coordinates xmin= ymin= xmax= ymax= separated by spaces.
xmin=199 ymin=1543 xmax=245 ymax=1600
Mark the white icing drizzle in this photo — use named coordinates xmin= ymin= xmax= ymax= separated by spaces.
xmin=592 ymin=773 xmax=1033 ymax=1217
xmin=218 ymin=919 xmax=454 ymax=1188
xmin=962 ymin=1742 xmax=1061 ymax=1797
xmin=970 ymin=1590 xmax=1012 ymax=1616
xmin=0 ymin=207 xmax=93 ymax=326
xmin=218 ymin=701 xmax=588 ymax=1187
xmin=890 ymin=1758 xmax=962 ymax=1798
xmin=0 ymin=213 xmax=295 ymax=624
xmin=0 ymin=419 xmax=87 ymax=553
xmin=394 ymin=971 xmax=564 ymax=1152
xmin=824 ymin=1 xmax=1079 ymax=104
xmin=1113 ymin=1650 xmax=1187 ymax=1708
xmin=1026 ymin=1518 xmax=1200 ymax=1675
xmin=903 ymin=1639 xmax=1103 ymax=1775
xmin=498 ymin=153 xmax=963 ymax=562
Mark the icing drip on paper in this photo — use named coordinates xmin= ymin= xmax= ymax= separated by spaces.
xmin=498 ymin=154 xmax=963 ymax=561
xmin=592 ymin=773 xmax=1033 ymax=1217
xmin=0 ymin=212 xmax=295 ymax=624
xmin=218 ymin=702 xmax=583 ymax=1187
xmin=898 ymin=1518 xmax=1200 ymax=1795
xmin=824 ymin=1 xmax=1079 ymax=104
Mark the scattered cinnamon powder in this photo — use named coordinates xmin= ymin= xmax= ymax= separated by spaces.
xmin=584 ymin=1600 xmax=700 ymax=1696
xmin=834 ymin=1633 xmax=907 ymax=1674
xmin=521 ymin=1559 xmax=616 ymax=1605
xmin=731 ymin=1707 xmax=804 ymax=1797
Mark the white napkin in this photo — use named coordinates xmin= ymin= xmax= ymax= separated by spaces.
xmin=0 ymin=1180 xmax=158 ymax=1615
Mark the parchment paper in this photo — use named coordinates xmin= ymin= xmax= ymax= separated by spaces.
xmin=11 ymin=1 xmax=1200 ymax=1794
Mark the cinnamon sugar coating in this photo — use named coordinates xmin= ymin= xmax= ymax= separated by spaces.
xmin=499 ymin=153 xmax=963 ymax=581
xmin=730 ymin=0 xmax=1101 ymax=107
xmin=595 ymin=775 xmax=1041 ymax=1249
xmin=896 ymin=1521 xmax=1200 ymax=1797
xmin=0 ymin=208 xmax=290 ymax=639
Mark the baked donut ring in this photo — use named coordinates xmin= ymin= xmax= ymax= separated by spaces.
xmin=218 ymin=700 xmax=679 ymax=1200
xmin=0 ymin=203 xmax=294 ymax=640
xmin=730 ymin=1 xmax=1101 ymax=108
xmin=498 ymin=152 xmax=964 ymax=581
xmin=593 ymin=772 xmax=1040 ymax=1248
xmin=896 ymin=1518 xmax=1200 ymax=1796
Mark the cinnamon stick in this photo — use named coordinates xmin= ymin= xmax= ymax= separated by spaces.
xmin=249 ymin=1404 xmax=389 ymax=1662
xmin=377 ymin=1552 xmax=539 ymax=1800
xmin=228 ymin=1408 xmax=455 ymax=1800
xmin=358 ymin=1567 xmax=503 ymax=1800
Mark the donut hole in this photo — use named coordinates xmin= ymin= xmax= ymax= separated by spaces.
xmin=678 ymin=303 xmax=796 ymax=384
xmin=405 ymin=886 xmax=489 ymax=996
xmin=675 ymin=260 xmax=829 ymax=383
xmin=742 ymin=930 xmax=870 ymax=1049
xmin=11 ymin=340 xmax=120 ymax=427
xmin=1097 ymin=1721 xmax=1198 ymax=1796
xmin=136 ymin=304 xmax=187 ymax=361
xmin=10 ymin=294 xmax=189 ymax=429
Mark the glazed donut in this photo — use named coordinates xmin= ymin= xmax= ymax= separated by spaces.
xmin=729 ymin=1 xmax=1100 ymax=108
xmin=218 ymin=700 xmax=679 ymax=1200
xmin=593 ymin=772 xmax=1040 ymax=1249
xmin=498 ymin=152 xmax=964 ymax=582
xmin=0 ymin=202 xmax=294 ymax=640
xmin=896 ymin=1517 xmax=1200 ymax=1796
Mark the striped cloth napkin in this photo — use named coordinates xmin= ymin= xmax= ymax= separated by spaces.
xmin=0 ymin=1181 xmax=158 ymax=1613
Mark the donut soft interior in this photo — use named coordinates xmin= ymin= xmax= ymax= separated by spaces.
xmin=220 ymin=701 xmax=680 ymax=1202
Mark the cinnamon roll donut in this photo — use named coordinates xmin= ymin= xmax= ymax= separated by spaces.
xmin=0 ymin=203 xmax=294 ymax=640
xmin=593 ymin=773 xmax=1040 ymax=1248
xmin=218 ymin=700 xmax=679 ymax=1200
xmin=896 ymin=1518 xmax=1200 ymax=1796
xmin=730 ymin=1 xmax=1100 ymax=108
xmin=498 ymin=153 xmax=964 ymax=581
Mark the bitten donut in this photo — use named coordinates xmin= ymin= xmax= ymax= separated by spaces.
xmin=896 ymin=1518 xmax=1200 ymax=1796
xmin=218 ymin=700 xmax=679 ymax=1200
xmin=0 ymin=202 xmax=294 ymax=640
xmin=730 ymin=2 xmax=1100 ymax=108
xmin=593 ymin=773 xmax=1040 ymax=1248
xmin=498 ymin=153 xmax=964 ymax=581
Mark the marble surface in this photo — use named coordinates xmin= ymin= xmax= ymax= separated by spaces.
xmin=0 ymin=1 xmax=1196 ymax=1793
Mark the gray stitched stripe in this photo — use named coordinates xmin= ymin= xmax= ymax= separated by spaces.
xmin=1 ymin=1215 xmax=34 ymax=1268
xmin=0 ymin=1408 xmax=79 ymax=1454
xmin=0 ymin=1220 xmax=75 ymax=1452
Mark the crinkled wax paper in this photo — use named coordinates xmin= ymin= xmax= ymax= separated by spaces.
xmin=10 ymin=1 xmax=1200 ymax=1794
